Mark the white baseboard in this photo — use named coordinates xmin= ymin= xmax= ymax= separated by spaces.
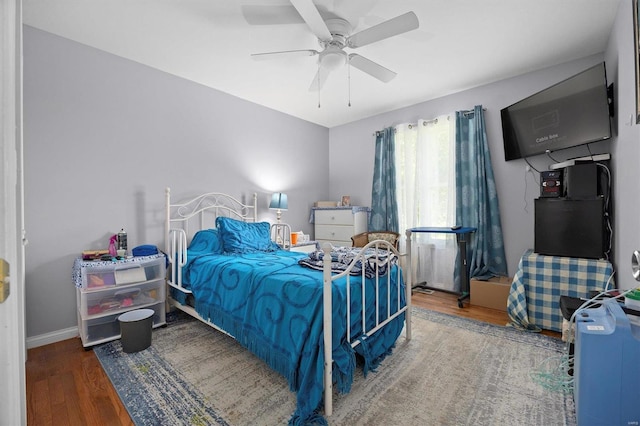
xmin=26 ymin=326 xmax=79 ymax=349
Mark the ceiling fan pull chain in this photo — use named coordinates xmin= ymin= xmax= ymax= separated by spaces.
xmin=317 ymin=62 xmax=321 ymax=108
xmin=348 ymin=60 xmax=351 ymax=107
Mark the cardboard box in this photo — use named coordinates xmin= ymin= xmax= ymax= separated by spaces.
xmin=470 ymin=276 xmax=512 ymax=311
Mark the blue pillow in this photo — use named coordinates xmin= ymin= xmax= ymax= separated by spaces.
xmin=215 ymin=217 xmax=280 ymax=253
xmin=188 ymin=229 xmax=223 ymax=255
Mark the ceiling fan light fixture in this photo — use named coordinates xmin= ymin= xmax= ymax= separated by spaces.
xmin=319 ymin=48 xmax=346 ymax=70
xmin=245 ymin=2 xmax=419 ymax=97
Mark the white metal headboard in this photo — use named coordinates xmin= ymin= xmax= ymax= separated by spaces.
xmin=164 ymin=187 xmax=258 ymax=290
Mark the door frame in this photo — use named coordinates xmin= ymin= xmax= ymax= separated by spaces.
xmin=0 ymin=0 xmax=27 ymax=424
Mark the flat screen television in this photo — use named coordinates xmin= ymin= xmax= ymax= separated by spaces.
xmin=501 ymin=62 xmax=612 ymax=161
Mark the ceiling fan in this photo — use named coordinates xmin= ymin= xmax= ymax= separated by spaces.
xmin=243 ymin=0 xmax=419 ymax=92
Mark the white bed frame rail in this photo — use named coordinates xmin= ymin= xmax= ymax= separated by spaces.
xmin=164 ymin=187 xmax=412 ymax=417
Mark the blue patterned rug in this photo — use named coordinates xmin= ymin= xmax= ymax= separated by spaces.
xmin=94 ymin=307 xmax=576 ymax=425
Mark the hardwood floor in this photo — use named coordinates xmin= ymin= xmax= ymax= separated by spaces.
xmin=26 ymin=291 xmax=560 ymax=425
xmin=26 ymin=337 xmax=133 ymax=426
xmin=411 ymin=290 xmax=562 ymax=338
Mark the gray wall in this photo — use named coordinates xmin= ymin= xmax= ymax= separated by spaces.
xmin=329 ymin=54 xmax=612 ymax=279
xmin=23 ymin=26 xmax=329 ymax=337
xmin=329 ymin=1 xmax=638 ymax=286
xmin=606 ymin=0 xmax=640 ymax=291
xmin=24 ymin=0 xmax=640 ymax=340
xmin=327 ymin=1 xmax=639 ymax=287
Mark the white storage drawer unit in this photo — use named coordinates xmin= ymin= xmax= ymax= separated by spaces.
xmin=78 ymin=255 xmax=165 ymax=289
xmin=73 ymin=254 xmax=167 ymax=347
xmin=77 ymin=302 xmax=165 ymax=348
xmin=77 ymin=279 xmax=165 ymax=318
xmin=313 ymin=207 xmax=368 ymax=247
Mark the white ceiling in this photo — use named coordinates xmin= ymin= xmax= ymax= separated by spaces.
xmin=22 ymin=0 xmax=621 ymax=128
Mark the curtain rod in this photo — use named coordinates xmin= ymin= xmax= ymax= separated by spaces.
xmin=373 ymin=107 xmax=487 ymax=136
xmin=461 ymin=107 xmax=487 ymax=116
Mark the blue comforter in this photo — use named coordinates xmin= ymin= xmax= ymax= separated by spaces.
xmin=177 ymin=249 xmax=406 ymax=425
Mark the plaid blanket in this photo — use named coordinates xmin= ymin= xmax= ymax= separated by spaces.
xmin=507 ymin=249 xmax=614 ymax=332
xmin=298 ymin=246 xmax=397 ymax=278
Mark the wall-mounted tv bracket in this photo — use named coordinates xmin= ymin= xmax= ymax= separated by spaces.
xmin=607 ymin=82 xmax=615 ymax=118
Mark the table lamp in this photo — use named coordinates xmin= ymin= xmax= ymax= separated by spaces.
xmin=269 ymin=192 xmax=288 ymax=223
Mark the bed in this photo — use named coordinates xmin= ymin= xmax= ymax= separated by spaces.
xmin=164 ymin=188 xmax=412 ymax=425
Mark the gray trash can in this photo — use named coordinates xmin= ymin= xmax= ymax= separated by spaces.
xmin=118 ymin=308 xmax=154 ymax=353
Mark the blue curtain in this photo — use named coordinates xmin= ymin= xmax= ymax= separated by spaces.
xmin=455 ymin=106 xmax=507 ymax=284
xmin=369 ymin=127 xmax=399 ymax=232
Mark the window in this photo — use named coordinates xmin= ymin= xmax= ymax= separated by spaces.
xmin=395 ymin=116 xmax=457 ymax=290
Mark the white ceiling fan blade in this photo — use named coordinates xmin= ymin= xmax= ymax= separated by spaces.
xmin=331 ymin=0 xmax=379 ymax=24
xmin=251 ymin=49 xmax=319 ymax=61
xmin=308 ymin=67 xmax=332 ymax=91
xmin=241 ymin=5 xmax=304 ymax=25
xmin=347 ymin=11 xmax=419 ymax=48
xmin=348 ymin=54 xmax=396 ymax=83
xmin=363 ymin=15 xmax=433 ymax=43
xmin=290 ymin=0 xmax=332 ymax=41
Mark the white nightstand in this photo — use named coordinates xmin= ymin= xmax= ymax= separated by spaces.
xmin=312 ymin=207 xmax=368 ymax=247
xmin=290 ymin=241 xmax=318 ymax=253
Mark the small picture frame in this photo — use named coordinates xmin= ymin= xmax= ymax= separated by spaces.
xmin=341 ymin=196 xmax=351 ymax=207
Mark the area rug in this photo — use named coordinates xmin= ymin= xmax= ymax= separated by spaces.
xmin=94 ymin=307 xmax=576 ymax=425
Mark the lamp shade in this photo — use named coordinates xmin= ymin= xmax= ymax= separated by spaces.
xmin=269 ymin=193 xmax=288 ymax=211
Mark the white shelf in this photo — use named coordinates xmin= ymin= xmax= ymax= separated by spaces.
xmin=549 ymin=153 xmax=610 ymax=170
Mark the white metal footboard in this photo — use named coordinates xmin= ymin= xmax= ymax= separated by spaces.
xmin=321 ymin=238 xmax=412 ymax=416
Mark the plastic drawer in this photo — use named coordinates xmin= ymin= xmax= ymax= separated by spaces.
xmin=78 ymin=279 xmax=165 ymax=319
xmin=79 ymin=256 xmax=165 ymax=289
xmin=78 ymin=302 xmax=165 ymax=347
xmin=82 ymin=266 xmax=117 ymax=289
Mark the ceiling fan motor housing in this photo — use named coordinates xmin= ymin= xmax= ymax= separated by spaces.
xmin=318 ymin=18 xmax=351 ymax=70
xmin=321 ymin=18 xmax=351 ymax=45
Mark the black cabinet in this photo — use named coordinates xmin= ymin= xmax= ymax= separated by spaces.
xmin=534 ymin=197 xmax=605 ymax=259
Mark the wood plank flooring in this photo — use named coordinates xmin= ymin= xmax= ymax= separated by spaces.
xmin=26 ymin=291 xmax=560 ymax=425
xmin=26 ymin=336 xmax=133 ymax=426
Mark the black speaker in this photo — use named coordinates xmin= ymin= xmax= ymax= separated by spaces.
xmin=540 ymin=170 xmax=563 ymax=197
xmin=564 ymin=162 xmax=598 ymax=199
